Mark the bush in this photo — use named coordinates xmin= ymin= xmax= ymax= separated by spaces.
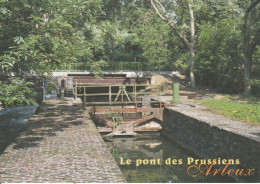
xmin=0 ymin=78 xmax=37 ymax=110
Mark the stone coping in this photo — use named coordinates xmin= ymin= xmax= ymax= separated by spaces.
xmin=166 ymin=105 xmax=260 ymax=143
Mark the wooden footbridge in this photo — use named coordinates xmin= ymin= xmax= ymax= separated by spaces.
xmin=67 ymin=74 xmax=173 ymax=136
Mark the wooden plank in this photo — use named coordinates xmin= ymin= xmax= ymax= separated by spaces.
xmin=85 ymin=101 xmax=143 ymax=105
xmin=93 ymin=108 xmax=159 ymax=113
xmin=98 ymin=127 xmax=113 ymax=133
xmin=84 ymin=101 xmax=162 ymax=105
xmin=76 ymin=78 xmax=150 ymax=85
xmin=132 ymin=115 xmax=155 ymax=126
xmin=97 ymin=127 xmax=162 ymax=133
xmin=133 ymin=127 xmax=162 ymax=131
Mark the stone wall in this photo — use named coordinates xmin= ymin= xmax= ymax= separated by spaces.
xmin=162 ymin=106 xmax=260 ymax=182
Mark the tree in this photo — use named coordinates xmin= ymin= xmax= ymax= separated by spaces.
xmin=133 ymin=9 xmax=171 ymax=70
xmin=0 ymin=0 xmax=104 ymax=75
xmin=240 ymin=0 xmax=260 ymax=95
xmin=194 ymin=0 xmax=245 ymax=92
xmin=197 ymin=19 xmax=243 ymax=92
xmin=151 ymin=0 xmax=196 ymax=87
xmin=0 ymin=0 xmax=104 ymax=109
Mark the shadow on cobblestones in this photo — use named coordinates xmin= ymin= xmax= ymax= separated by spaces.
xmin=0 ymin=171 xmax=6 ymax=175
xmin=10 ymin=102 xmax=85 ymax=151
xmin=13 ymin=137 xmax=43 ymax=149
xmin=0 ymin=99 xmax=126 ymax=183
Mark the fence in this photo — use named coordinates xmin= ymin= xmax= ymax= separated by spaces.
xmin=55 ymin=62 xmax=144 ymax=72
xmin=73 ymin=84 xmax=163 ymax=105
xmin=55 ymin=62 xmax=175 ymax=72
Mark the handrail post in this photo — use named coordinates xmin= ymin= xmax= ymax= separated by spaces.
xmin=109 ymin=85 xmax=112 ymax=108
xmin=159 ymin=85 xmax=161 ymax=101
xmin=134 ymin=85 xmax=137 ymax=102
xmin=134 ymin=85 xmax=137 ymax=111
xmin=61 ymin=79 xmax=65 ymax=100
xmin=84 ymin=86 xmax=86 ymax=105
xmin=121 ymin=86 xmax=124 ymax=116
xmin=75 ymin=80 xmax=77 ymax=100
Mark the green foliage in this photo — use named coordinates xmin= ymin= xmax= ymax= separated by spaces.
xmin=197 ymin=18 xmax=244 ymax=92
xmin=133 ymin=11 xmax=171 ymax=70
xmin=200 ymin=99 xmax=260 ymax=124
xmin=0 ymin=0 xmax=103 ymax=75
xmin=0 ymin=0 xmax=260 ymax=98
xmin=106 ymin=112 xmax=123 ymax=127
xmin=173 ymin=53 xmax=190 ymax=75
xmin=0 ymin=78 xmax=37 ymax=109
xmin=252 ymin=79 xmax=260 ymax=87
xmin=89 ymin=59 xmax=108 ymax=77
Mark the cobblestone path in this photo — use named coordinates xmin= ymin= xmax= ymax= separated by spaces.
xmin=0 ymin=99 xmax=126 ymax=183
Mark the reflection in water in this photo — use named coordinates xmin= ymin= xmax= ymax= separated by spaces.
xmin=103 ymin=134 xmax=235 ymax=183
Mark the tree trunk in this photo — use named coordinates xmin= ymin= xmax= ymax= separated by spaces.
xmin=242 ymin=0 xmax=260 ymax=95
xmin=243 ymin=50 xmax=252 ymax=95
xmin=189 ymin=45 xmax=196 ymax=88
xmin=150 ymin=0 xmax=196 ymax=87
xmin=189 ymin=0 xmax=196 ymax=88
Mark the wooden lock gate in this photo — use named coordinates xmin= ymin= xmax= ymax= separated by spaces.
xmin=73 ymin=83 xmax=167 ymax=137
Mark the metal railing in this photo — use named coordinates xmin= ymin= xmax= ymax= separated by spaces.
xmin=55 ymin=62 xmax=144 ymax=72
xmin=55 ymin=62 xmax=176 ymax=72
xmin=73 ymin=84 xmax=163 ymax=105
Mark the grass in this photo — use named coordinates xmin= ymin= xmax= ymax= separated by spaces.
xmin=200 ymin=98 xmax=260 ymax=124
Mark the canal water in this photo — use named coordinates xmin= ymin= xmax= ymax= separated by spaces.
xmin=103 ymin=133 xmax=235 ymax=183
xmin=0 ymin=105 xmax=38 ymax=154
